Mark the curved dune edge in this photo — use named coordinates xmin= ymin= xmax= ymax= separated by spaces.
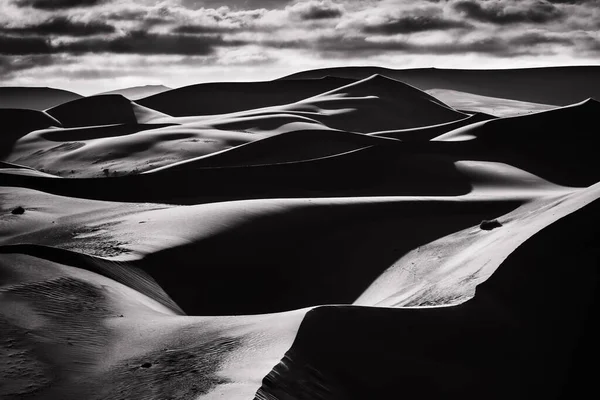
xmin=1 ymin=67 xmax=599 ymax=399
xmin=1 ymin=179 xmax=596 ymax=399
xmin=256 ymin=183 xmax=600 ymax=400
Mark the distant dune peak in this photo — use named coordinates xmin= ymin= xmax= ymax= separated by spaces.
xmin=1 ymin=66 xmax=600 ymax=400
xmin=281 ymin=65 xmax=600 ymax=106
xmin=97 ymin=84 xmax=172 ymax=100
xmin=46 ymin=94 xmax=168 ymax=128
xmin=310 ymin=73 xmax=450 ymax=105
xmin=0 ymin=86 xmax=82 ymax=111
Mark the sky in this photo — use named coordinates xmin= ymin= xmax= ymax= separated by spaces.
xmin=1 ymin=0 xmax=599 ymax=94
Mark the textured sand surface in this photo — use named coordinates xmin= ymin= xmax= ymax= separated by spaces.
xmin=1 ymin=66 xmax=598 ymax=400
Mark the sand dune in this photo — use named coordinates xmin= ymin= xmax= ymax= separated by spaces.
xmin=137 ymin=77 xmax=355 ymax=117
xmin=46 ymin=94 xmax=169 ymax=128
xmin=0 ymin=87 xmax=82 ymax=110
xmin=426 ymin=89 xmax=556 ymax=117
xmin=371 ymin=112 xmax=495 ymax=141
xmin=282 ymin=65 xmax=600 ymax=106
xmin=4 ymin=76 xmax=466 ymax=177
xmin=1 ymin=67 xmax=598 ymax=399
xmin=97 ymin=85 xmax=172 ymax=100
xmin=284 ymin=74 xmax=467 ymax=132
xmin=257 ymin=184 xmax=599 ymax=400
xmin=0 ymin=109 xmax=62 ymax=159
xmin=434 ymin=98 xmax=600 ymax=186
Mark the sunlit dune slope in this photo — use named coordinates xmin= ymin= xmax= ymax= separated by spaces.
xmin=257 ymin=183 xmax=600 ymax=400
xmin=426 ymin=89 xmax=555 ymax=116
xmin=0 ymin=66 xmax=598 ymax=400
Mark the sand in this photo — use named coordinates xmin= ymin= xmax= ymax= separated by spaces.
xmin=97 ymin=85 xmax=172 ymax=100
xmin=1 ymin=66 xmax=598 ymax=400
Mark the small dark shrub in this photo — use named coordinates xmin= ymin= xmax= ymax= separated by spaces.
xmin=480 ymin=219 xmax=502 ymax=231
xmin=11 ymin=206 xmax=25 ymax=215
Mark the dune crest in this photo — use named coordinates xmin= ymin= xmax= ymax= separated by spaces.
xmin=1 ymin=66 xmax=598 ymax=400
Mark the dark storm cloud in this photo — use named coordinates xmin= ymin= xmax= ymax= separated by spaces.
xmin=0 ymin=54 xmax=74 ymax=78
xmin=293 ymin=2 xmax=344 ymax=20
xmin=172 ymin=25 xmax=239 ymax=34
xmin=0 ymin=29 xmax=245 ymax=56
xmin=452 ymin=0 xmax=565 ymax=24
xmin=1 ymin=17 xmax=115 ymax=37
xmin=508 ymin=31 xmax=573 ymax=46
xmin=14 ymin=0 xmax=109 ymax=10
xmin=59 ymin=31 xmax=246 ymax=55
xmin=0 ymin=35 xmax=52 ymax=55
xmin=362 ymin=16 xmax=471 ymax=34
xmin=261 ymin=30 xmax=577 ymax=57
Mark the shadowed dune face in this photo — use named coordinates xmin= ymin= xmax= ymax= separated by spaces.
xmin=1 ymin=66 xmax=599 ymax=399
xmin=434 ymin=99 xmax=600 ymax=186
xmin=0 ymin=109 xmax=62 ymax=159
xmin=0 ymin=87 xmax=82 ymax=111
xmin=256 ymin=190 xmax=599 ymax=400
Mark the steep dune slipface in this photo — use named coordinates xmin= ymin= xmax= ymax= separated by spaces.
xmin=1 ymin=68 xmax=598 ymax=400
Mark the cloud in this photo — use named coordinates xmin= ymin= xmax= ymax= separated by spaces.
xmin=1 ymin=17 xmax=115 ymax=37
xmin=181 ymin=0 xmax=292 ymax=10
xmin=2 ymin=0 xmax=599 ymax=87
xmin=59 ymin=30 xmax=245 ymax=55
xmin=14 ymin=0 xmax=109 ymax=10
xmin=286 ymin=1 xmax=344 ymax=20
xmin=452 ymin=0 xmax=565 ymax=24
xmin=259 ymin=28 xmax=584 ymax=58
xmin=508 ymin=31 xmax=574 ymax=46
xmin=362 ymin=15 xmax=470 ymax=34
xmin=0 ymin=35 xmax=52 ymax=55
xmin=0 ymin=54 xmax=51 ymax=76
xmin=172 ymin=25 xmax=239 ymax=34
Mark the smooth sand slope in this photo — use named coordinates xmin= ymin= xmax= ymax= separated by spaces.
xmin=425 ymin=89 xmax=555 ymax=116
xmin=1 ymin=67 xmax=599 ymax=399
xmin=3 ymin=75 xmax=466 ymax=178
